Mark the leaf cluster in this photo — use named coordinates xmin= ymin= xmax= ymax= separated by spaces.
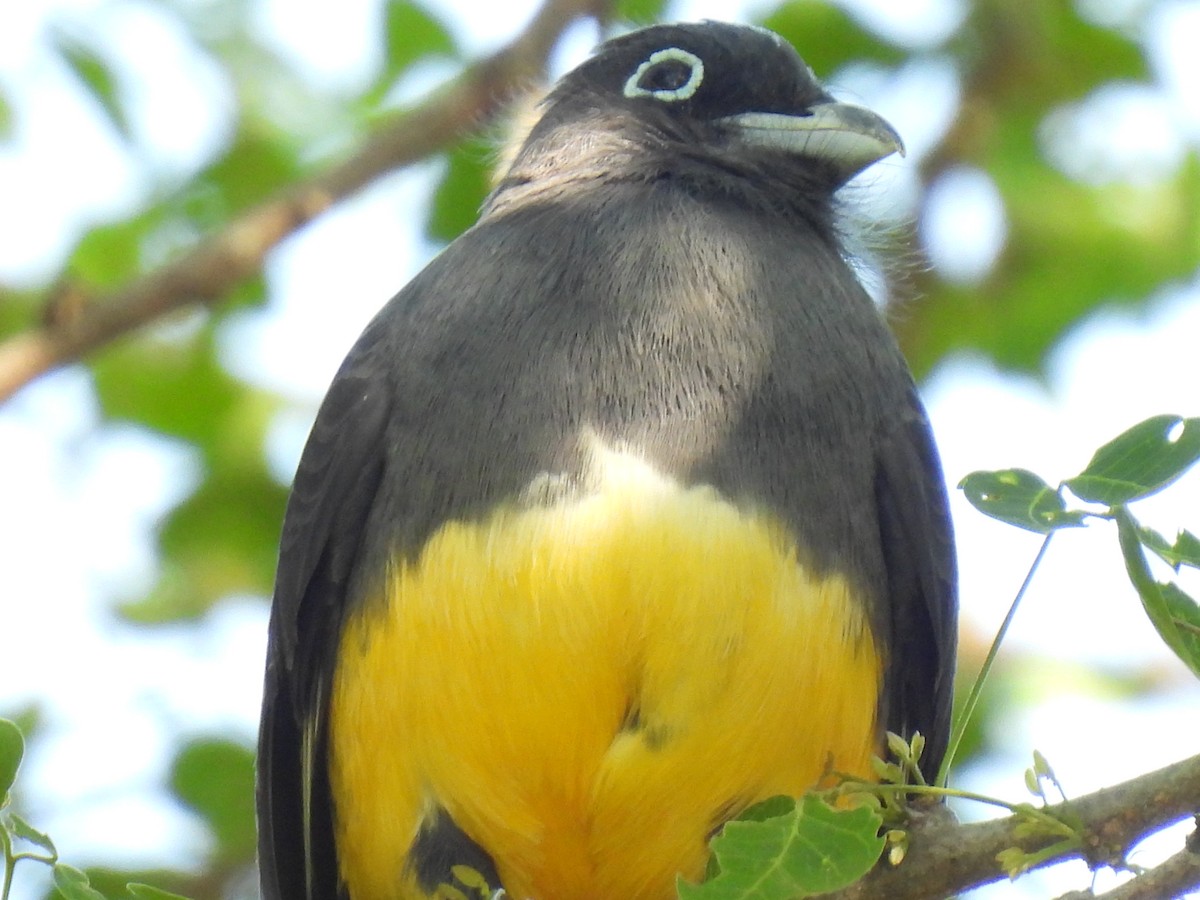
xmin=960 ymin=414 xmax=1200 ymax=678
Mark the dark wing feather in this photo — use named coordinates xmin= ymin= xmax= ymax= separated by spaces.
xmin=875 ymin=392 xmax=958 ymax=778
xmin=258 ymin=326 xmax=393 ymax=900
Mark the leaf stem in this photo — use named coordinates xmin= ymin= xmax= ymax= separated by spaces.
xmin=2 ymin=826 xmax=14 ymax=900
xmin=850 ymin=783 xmax=1078 ymax=838
xmin=938 ymin=532 xmax=1055 ymax=784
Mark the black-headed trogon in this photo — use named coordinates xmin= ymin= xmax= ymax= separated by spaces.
xmin=257 ymin=20 xmax=958 ymax=900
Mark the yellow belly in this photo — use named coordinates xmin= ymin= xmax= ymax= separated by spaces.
xmin=330 ymin=452 xmax=881 ymax=900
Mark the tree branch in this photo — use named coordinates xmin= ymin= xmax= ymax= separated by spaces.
xmin=0 ymin=0 xmax=612 ymax=402
xmin=832 ymin=752 xmax=1200 ymax=900
xmin=1090 ymin=832 xmax=1200 ymax=900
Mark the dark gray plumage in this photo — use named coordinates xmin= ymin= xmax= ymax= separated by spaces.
xmin=258 ymin=20 xmax=957 ymax=900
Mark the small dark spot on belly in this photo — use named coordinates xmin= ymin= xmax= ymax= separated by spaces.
xmin=409 ymin=806 xmax=502 ymax=896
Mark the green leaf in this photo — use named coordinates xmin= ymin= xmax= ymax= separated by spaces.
xmin=0 ymin=717 xmax=22 ymax=798
xmin=898 ymin=125 xmax=1200 ymax=379
xmin=616 ymin=0 xmax=670 ymax=25
xmin=54 ymin=864 xmax=108 ymax=900
xmin=52 ymin=33 xmax=132 ymax=142
xmin=169 ymin=738 xmax=257 ymax=861
xmin=959 ymin=469 xmax=1085 ymax=533
xmin=1114 ymin=507 xmax=1200 ymax=678
xmin=1138 ymin=526 xmax=1200 ymax=570
xmin=90 ymin=312 xmax=284 ymax=625
xmin=125 ymin=460 xmax=288 ymax=622
xmin=94 ymin=320 xmax=291 ymax=618
xmin=382 ymin=1 xmax=456 ymax=83
xmin=194 ymin=126 xmax=303 ymax=217
xmin=0 ymin=89 xmax=13 ymax=141
xmin=677 ymin=795 xmax=884 ymax=899
xmin=1161 ymin=583 xmax=1200 ymax=671
xmin=426 ymin=139 xmax=493 ymax=243
xmin=126 ymin=884 xmax=192 ymax=900
xmin=9 ymin=813 xmax=56 ymax=857
xmin=76 ymin=869 xmax=189 ymax=900
xmin=0 ymin=286 xmax=38 ymax=339
xmin=1065 ymin=415 xmax=1200 ymax=505
xmin=952 ymin=3 xmax=1148 ymax=131
xmin=736 ymin=795 xmax=796 ymax=823
xmin=761 ymin=2 xmax=905 ymax=74
xmin=92 ymin=326 xmax=242 ymax=445
xmin=68 ymin=204 xmax=175 ymax=290
xmin=1027 ymin=3 xmax=1149 ymax=100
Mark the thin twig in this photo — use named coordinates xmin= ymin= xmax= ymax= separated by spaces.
xmin=0 ymin=0 xmax=612 ymax=402
xmin=1094 ymin=833 xmax=1200 ymax=899
xmin=831 ymin=752 xmax=1200 ymax=900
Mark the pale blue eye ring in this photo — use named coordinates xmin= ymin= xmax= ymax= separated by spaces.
xmin=623 ymin=48 xmax=705 ymax=102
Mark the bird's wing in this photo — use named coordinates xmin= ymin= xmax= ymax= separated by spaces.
xmin=874 ymin=390 xmax=958 ymax=778
xmin=258 ymin=322 xmax=394 ymax=900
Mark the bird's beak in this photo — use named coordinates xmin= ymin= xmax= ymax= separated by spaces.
xmin=720 ymin=100 xmax=905 ymax=183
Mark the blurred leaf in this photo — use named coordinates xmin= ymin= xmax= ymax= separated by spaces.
xmin=125 ymin=459 xmax=288 ymax=621
xmin=899 ymin=0 xmax=1192 ymax=377
xmin=905 ymin=154 xmax=1200 ymax=376
xmin=0 ymin=717 xmax=22 ymax=797
xmin=0 ymin=89 xmax=13 ymax=141
xmin=79 ymin=867 xmax=195 ymax=900
xmin=67 ymin=186 xmax=242 ymax=293
xmin=1160 ymin=583 xmax=1200 ymax=673
xmin=950 ymin=666 xmax=1004 ymax=765
xmin=678 ymin=794 xmax=883 ymax=899
xmin=0 ymin=288 xmax=39 ymax=339
xmin=10 ymin=813 xmax=56 ymax=857
xmin=1115 ymin=507 xmax=1200 ymax=678
xmin=959 ymin=469 xmax=1085 ymax=533
xmin=1050 ymin=12 xmax=1147 ymax=93
xmin=383 ymin=1 xmax=456 ymax=82
xmin=1139 ymin=526 xmax=1200 ymax=570
xmin=224 ymin=273 xmax=270 ymax=311
xmin=192 ymin=125 xmax=304 ymax=218
xmin=54 ymin=864 xmax=106 ymax=900
xmin=1065 ymin=415 xmax=1200 ymax=505
xmin=617 ymin=0 xmax=670 ymax=25
xmin=0 ymin=704 xmax=42 ymax=754
xmin=761 ymin=1 xmax=905 ymax=74
xmin=427 ymin=138 xmax=493 ymax=242
xmin=126 ymin=883 xmax=191 ymax=900
xmin=956 ymin=0 xmax=1148 ymax=110
xmin=169 ymin=738 xmax=257 ymax=862
xmin=66 ymin=184 xmax=233 ymax=292
xmin=92 ymin=320 xmax=284 ymax=619
xmin=91 ymin=324 xmax=251 ymax=446
xmin=68 ymin=205 xmax=176 ymax=291
xmin=360 ymin=2 xmax=457 ymax=110
xmin=52 ymin=33 xmax=132 ymax=142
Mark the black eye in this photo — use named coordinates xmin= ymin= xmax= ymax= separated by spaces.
xmin=640 ymin=59 xmax=693 ymax=93
xmin=623 ymin=48 xmax=705 ymax=103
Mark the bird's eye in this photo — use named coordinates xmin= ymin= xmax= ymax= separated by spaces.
xmin=623 ymin=48 xmax=704 ymax=103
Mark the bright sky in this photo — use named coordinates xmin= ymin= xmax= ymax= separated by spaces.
xmin=1 ymin=1 xmax=1199 ymax=898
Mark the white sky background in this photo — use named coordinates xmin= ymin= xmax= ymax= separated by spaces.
xmin=1 ymin=0 xmax=1199 ymax=898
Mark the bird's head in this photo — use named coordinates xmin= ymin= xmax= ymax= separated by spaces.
xmin=496 ymin=21 xmax=904 ymax=199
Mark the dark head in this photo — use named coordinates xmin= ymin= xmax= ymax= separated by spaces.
xmin=494 ymin=21 xmax=904 ymax=204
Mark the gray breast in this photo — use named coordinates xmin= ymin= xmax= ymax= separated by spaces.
xmin=362 ymin=176 xmax=909 ymax=610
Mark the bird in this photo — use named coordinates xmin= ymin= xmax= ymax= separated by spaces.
xmin=256 ymin=19 xmax=958 ymax=900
